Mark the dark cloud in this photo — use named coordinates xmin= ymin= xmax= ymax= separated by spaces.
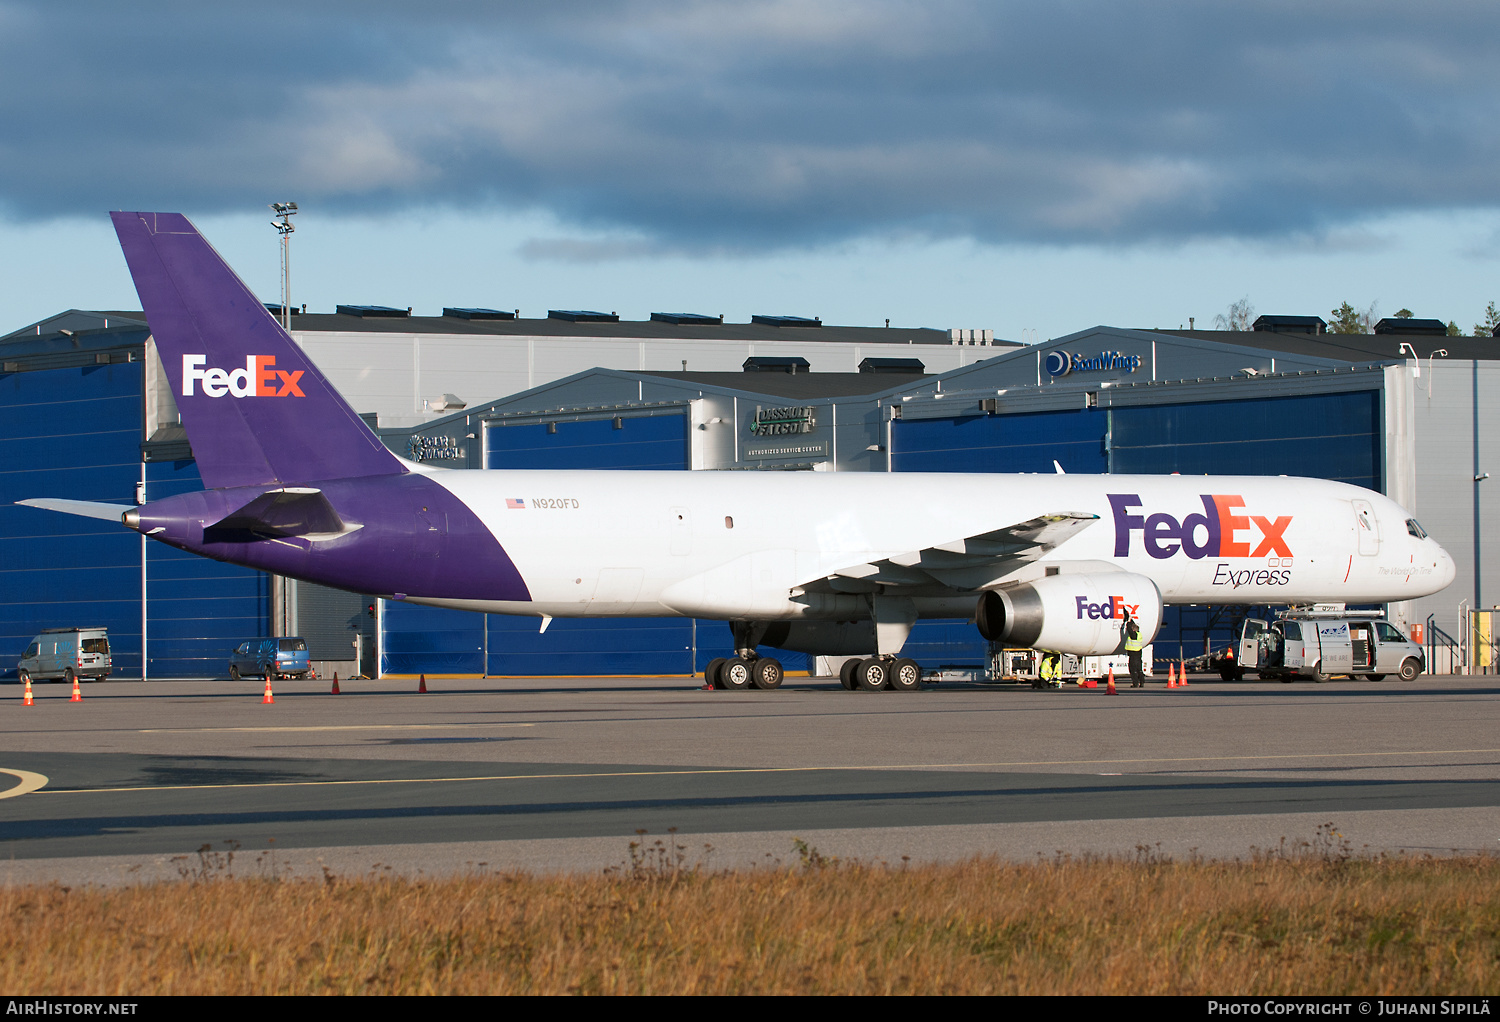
xmin=2 ymin=0 xmax=1497 ymax=250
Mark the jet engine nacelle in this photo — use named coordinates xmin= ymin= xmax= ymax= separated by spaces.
xmin=975 ymin=572 xmax=1163 ymax=655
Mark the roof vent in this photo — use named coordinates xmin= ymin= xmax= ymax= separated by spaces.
xmin=1252 ymin=315 xmax=1326 ymax=335
xmin=337 ymin=305 xmax=410 ymax=318
xmin=743 ymin=356 xmax=811 ymax=374
xmin=548 ymin=310 xmax=619 ymax=323
xmin=650 ymin=312 xmax=723 ymax=325
xmin=443 ymin=308 xmax=515 ymax=320
xmin=751 ymin=315 xmax=821 ymax=328
xmin=427 ymin=393 xmax=466 ymax=411
xmin=1373 ymin=317 xmax=1448 ymax=336
xmin=859 ymin=357 xmax=926 ymax=374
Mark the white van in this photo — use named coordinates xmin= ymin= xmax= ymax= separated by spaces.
xmin=1236 ymin=609 xmax=1424 ymax=683
xmin=18 ymin=627 xmax=112 ymax=685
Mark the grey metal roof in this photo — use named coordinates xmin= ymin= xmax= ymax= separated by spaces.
xmin=1 ymin=310 xmax=148 ymax=345
xmin=281 ymin=311 xmax=965 ymax=345
xmin=1139 ymin=328 xmax=1500 ymax=362
xmin=638 ymin=370 xmax=926 ymax=398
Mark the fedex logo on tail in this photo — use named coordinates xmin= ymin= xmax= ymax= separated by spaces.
xmin=182 ymin=355 xmax=304 ymax=398
xmin=1109 ymin=494 xmax=1292 ymax=560
xmin=1076 ymin=595 xmax=1139 ymax=620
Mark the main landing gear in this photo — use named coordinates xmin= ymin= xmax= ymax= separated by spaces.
xmin=701 ymin=610 xmax=925 ymax=693
xmin=703 ymin=623 xmax=786 ymax=690
xmin=838 ymin=656 xmax=922 ymax=692
xmin=703 ymin=654 xmax=784 ymax=690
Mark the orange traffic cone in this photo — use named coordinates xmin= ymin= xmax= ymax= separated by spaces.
xmin=1106 ymin=668 xmax=1117 ymax=695
xmin=1179 ymin=664 xmax=1189 ymax=687
xmin=331 ymin=673 xmax=341 ymax=695
xmin=1167 ymin=662 xmax=1176 ymax=688
xmin=262 ymin=675 xmax=275 ymax=704
xmin=22 ymin=676 xmax=34 ymax=706
xmin=69 ymin=674 xmax=82 ymax=702
xmin=418 ymin=674 xmax=427 ymax=694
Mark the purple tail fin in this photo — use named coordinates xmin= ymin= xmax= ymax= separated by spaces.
xmin=111 ymin=211 xmax=406 ymax=489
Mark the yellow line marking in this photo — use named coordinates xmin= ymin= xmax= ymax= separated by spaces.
xmin=37 ymin=748 xmax=1500 ymax=796
xmin=138 ymin=723 xmax=536 ymax=734
xmin=0 ymin=769 xmax=49 ymax=800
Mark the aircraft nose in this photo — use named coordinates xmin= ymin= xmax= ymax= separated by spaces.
xmin=1436 ymin=543 xmax=1457 ymax=589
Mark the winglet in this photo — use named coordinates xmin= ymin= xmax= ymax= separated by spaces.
xmin=110 ymin=211 xmax=406 ymax=489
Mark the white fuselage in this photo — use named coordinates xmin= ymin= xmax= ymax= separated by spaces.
xmin=412 ymin=468 xmax=1454 ymax=620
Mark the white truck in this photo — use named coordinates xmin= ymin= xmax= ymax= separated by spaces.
xmin=18 ymin=627 xmax=112 ymax=685
xmin=1234 ymin=607 xmax=1425 ymax=683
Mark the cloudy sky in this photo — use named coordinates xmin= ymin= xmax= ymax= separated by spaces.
xmin=3 ymin=0 xmax=1498 ymax=338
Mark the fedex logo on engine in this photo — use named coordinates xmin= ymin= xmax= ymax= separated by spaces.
xmin=1076 ymin=595 xmax=1139 ymax=620
xmin=182 ymin=355 xmax=305 ymax=398
xmin=1108 ymin=494 xmax=1292 ymax=560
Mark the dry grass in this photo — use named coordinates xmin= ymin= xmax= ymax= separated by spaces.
xmin=4 ymin=831 xmax=1498 ymax=995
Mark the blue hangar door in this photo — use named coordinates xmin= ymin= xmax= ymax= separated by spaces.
xmin=379 ymin=412 xmax=693 ymax=677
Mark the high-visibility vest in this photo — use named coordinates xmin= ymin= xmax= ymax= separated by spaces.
xmin=1039 ymin=653 xmax=1060 ymax=679
xmin=1124 ymin=626 xmax=1144 ymax=652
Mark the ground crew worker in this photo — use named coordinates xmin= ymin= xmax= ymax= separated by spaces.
xmin=1123 ymin=610 xmax=1146 ymax=687
xmin=1037 ymin=650 xmax=1062 ymax=689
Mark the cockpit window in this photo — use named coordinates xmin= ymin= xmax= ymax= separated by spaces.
xmin=1406 ymin=518 xmax=1428 ymax=539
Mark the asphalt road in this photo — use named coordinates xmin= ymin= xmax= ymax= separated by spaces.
xmin=2 ymin=674 xmax=1498 ymax=881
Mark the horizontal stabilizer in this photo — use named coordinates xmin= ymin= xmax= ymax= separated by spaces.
xmin=204 ymin=487 xmax=356 ymax=541
xmin=16 ymin=498 xmax=134 ymax=523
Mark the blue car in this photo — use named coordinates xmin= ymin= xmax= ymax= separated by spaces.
xmin=229 ymin=638 xmax=311 ymax=681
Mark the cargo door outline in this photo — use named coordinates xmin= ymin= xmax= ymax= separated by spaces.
xmin=587 ymin=567 xmax=645 ymax=613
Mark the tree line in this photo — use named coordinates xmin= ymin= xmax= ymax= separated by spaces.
xmin=1214 ymin=297 xmax=1498 ymax=336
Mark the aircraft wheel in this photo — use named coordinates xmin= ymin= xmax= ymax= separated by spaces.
xmin=855 ymin=658 xmax=887 ymax=691
xmin=704 ymin=657 xmax=726 ymax=689
xmin=888 ymin=658 xmax=921 ymax=691
xmin=752 ymin=658 xmax=783 ymax=690
xmin=721 ymin=657 xmax=753 ymax=690
xmin=1399 ymin=658 xmax=1422 ymax=681
xmin=838 ymin=658 xmax=859 ymax=691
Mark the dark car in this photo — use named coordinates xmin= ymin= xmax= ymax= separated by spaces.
xmin=229 ymin=638 xmax=311 ymax=680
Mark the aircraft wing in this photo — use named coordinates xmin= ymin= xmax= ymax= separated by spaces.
xmin=806 ymin=511 xmax=1100 ymax=594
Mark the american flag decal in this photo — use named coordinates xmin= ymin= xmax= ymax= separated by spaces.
xmin=506 ymin=498 xmax=525 ymax=509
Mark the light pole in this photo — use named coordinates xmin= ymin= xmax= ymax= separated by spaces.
xmin=267 ymin=202 xmax=297 ymax=637
xmin=269 ymin=202 xmax=298 ymax=331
